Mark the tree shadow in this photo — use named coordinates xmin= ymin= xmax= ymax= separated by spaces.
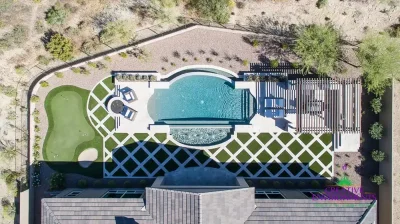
xmin=40 ymin=30 xmax=58 ymax=46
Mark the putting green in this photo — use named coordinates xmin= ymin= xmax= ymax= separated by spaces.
xmin=42 ymin=86 xmax=103 ymax=177
xmin=43 ymin=89 xmax=95 ymax=161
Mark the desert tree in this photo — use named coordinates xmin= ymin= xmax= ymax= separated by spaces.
xmin=294 ymin=24 xmax=340 ymax=75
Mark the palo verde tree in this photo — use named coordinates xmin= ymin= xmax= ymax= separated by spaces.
xmin=294 ymin=24 xmax=341 ymax=75
xmin=357 ymin=33 xmax=400 ymax=96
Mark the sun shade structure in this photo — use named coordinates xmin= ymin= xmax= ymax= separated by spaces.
xmin=296 ymin=78 xmax=361 ymax=133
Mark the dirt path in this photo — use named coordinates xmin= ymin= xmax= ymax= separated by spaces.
xmin=28 ymin=3 xmax=38 ymax=37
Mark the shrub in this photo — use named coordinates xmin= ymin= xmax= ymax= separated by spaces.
xmin=119 ymin=52 xmax=128 ymax=58
xmin=6 ymin=111 xmax=16 ymax=120
xmin=206 ymin=57 xmax=212 ymax=63
xmin=182 ymin=57 xmax=188 ymax=62
xmin=252 ymin=40 xmax=259 ymax=47
xmin=370 ymin=98 xmax=382 ymax=114
xmin=371 ymin=150 xmax=385 ymax=162
xmin=45 ymin=33 xmax=74 ymax=61
xmin=270 ymin=59 xmax=279 ymax=68
xmin=189 ymin=0 xmax=233 ymax=23
xmin=49 ymin=173 xmax=65 ymax=190
xmin=108 ymin=180 xmax=116 ymax=188
xmin=0 ymin=84 xmax=17 ymax=98
xmin=93 ymin=179 xmax=102 ymax=187
xmin=311 ymin=180 xmax=320 ymax=188
xmin=87 ymin=61 xmax=97 ymax=68
xmin=35 ymin=21 xmax=45 ymax=33
xmin=96 ymin=62 xmax=107 ymax=70
xmin=45 ymin=4 xmax=68 ymax=25
xmin=358 ymin=33 xmax=400 ymax=96
xmin=237 ymin=1 xmax=245 ymax=8
xmin=370 ymin=174 xmax=385 ymax=185
xmin=259 ymin=180 xmax=267 ymax=187
xmin=104 ymin=56 xmax=112 ymax=62
xmin=369 ymin=122 xmax=383 ymax=140
xmin=31 ymin=95 xmax=39 ymax=103
xmin=294 ymin=24 xmax=340 ymax=75
xmin=242 ymin=59 xmax=249 ymax=66
xmin=246 ymin=180 xmax=253 ymax=186
xmin=40 ymin=81 xmax=49 ymax=87
xmin=316 ymin=0 xmax=328 ymax=8
xmin=194 ymin=57 xmax=198 ymax=61
xmin=139 ymin=179 xmax=147 ymax=187
xmin=285 ymin=180 xmax=295 ymax=188
xmin=1 ymin=198 xmax=16 ymax=221
xmin=292 ymin=62 xmax=300 ymax=68
xmin=32 ymin=109 xmax=39 ymax=116
xmin=15 ymin=65 xmax=26 ymax=75
xmin=171 ymin=62 xmax=176 ymax=66
xmin=0 ymin=146 xmax=17 ymax=160
xmin=77 ymin=179 xmax=88 ymax=188
xmin=71 ymin=67 xmax=81 ymax=73
xmin=7 ymin=25 xmax=28 ymax=47
xmin=80 ymin=38 xmax=101 ymax=54
xmin=34 ymin=125 xmax=40 ymax=132
xmin=99 ymin=20 xmax=134 ymax=44
xmin=37 ymin=55 xmax=51 ymax=65
xmin=34 ymin=116 xmax=40 ymax=123
xmin=123 ymin=180 xmax=132 ymax=188
xmin=161 ymin=67 xmax=167 ymax=71
xmin=54 ymin=72 xmax=63 ymax=78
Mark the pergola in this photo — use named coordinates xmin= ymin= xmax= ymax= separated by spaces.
xmin=296 ymin=78 xmax=361 ymax=133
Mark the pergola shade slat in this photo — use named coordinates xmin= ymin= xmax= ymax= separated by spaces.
xmin=296 ymin=78 xmax=361 ymax=133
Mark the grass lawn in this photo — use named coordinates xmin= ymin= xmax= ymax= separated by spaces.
xmin=43 ymin=86 xmax=103 ymax=178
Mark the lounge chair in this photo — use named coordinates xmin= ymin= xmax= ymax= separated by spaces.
xmin=121 ymin=106 xmax=137 ymax=121
xmin=120 ymin=87 xmax=137 ymax=103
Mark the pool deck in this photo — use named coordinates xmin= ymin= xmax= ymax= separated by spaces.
xmin=114 ymin=81 xmax=155 ymax=133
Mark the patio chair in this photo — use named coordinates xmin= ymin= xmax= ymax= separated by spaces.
xmin=121 ymin=106 xmax=137 ymax=121
xmin=120 ymin=87 xmax=137 ymax=103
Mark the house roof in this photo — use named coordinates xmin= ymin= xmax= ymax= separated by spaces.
xmin=42 ymin=189 xmax=375 ymax=224
xmin=296 ymin=78 xmax=361 ymax=133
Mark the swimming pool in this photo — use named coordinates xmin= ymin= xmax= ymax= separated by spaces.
xmin=148 ymin=73 xmax=255 ymax=124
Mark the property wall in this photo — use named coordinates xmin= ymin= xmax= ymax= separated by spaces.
xmin=379 ymin=87 xmax=393 ymax=224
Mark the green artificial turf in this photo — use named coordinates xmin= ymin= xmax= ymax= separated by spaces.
xmin=43 ymin=86 xmax=103 ymax=177
xmin=92 ymin=84 xmax=109 ymax=100
xmin=103 ymin=77 xmax=115 ymax=90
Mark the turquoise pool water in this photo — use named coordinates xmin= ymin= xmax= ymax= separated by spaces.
xmin=148 ymin=74 xmax=255 ymax=123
